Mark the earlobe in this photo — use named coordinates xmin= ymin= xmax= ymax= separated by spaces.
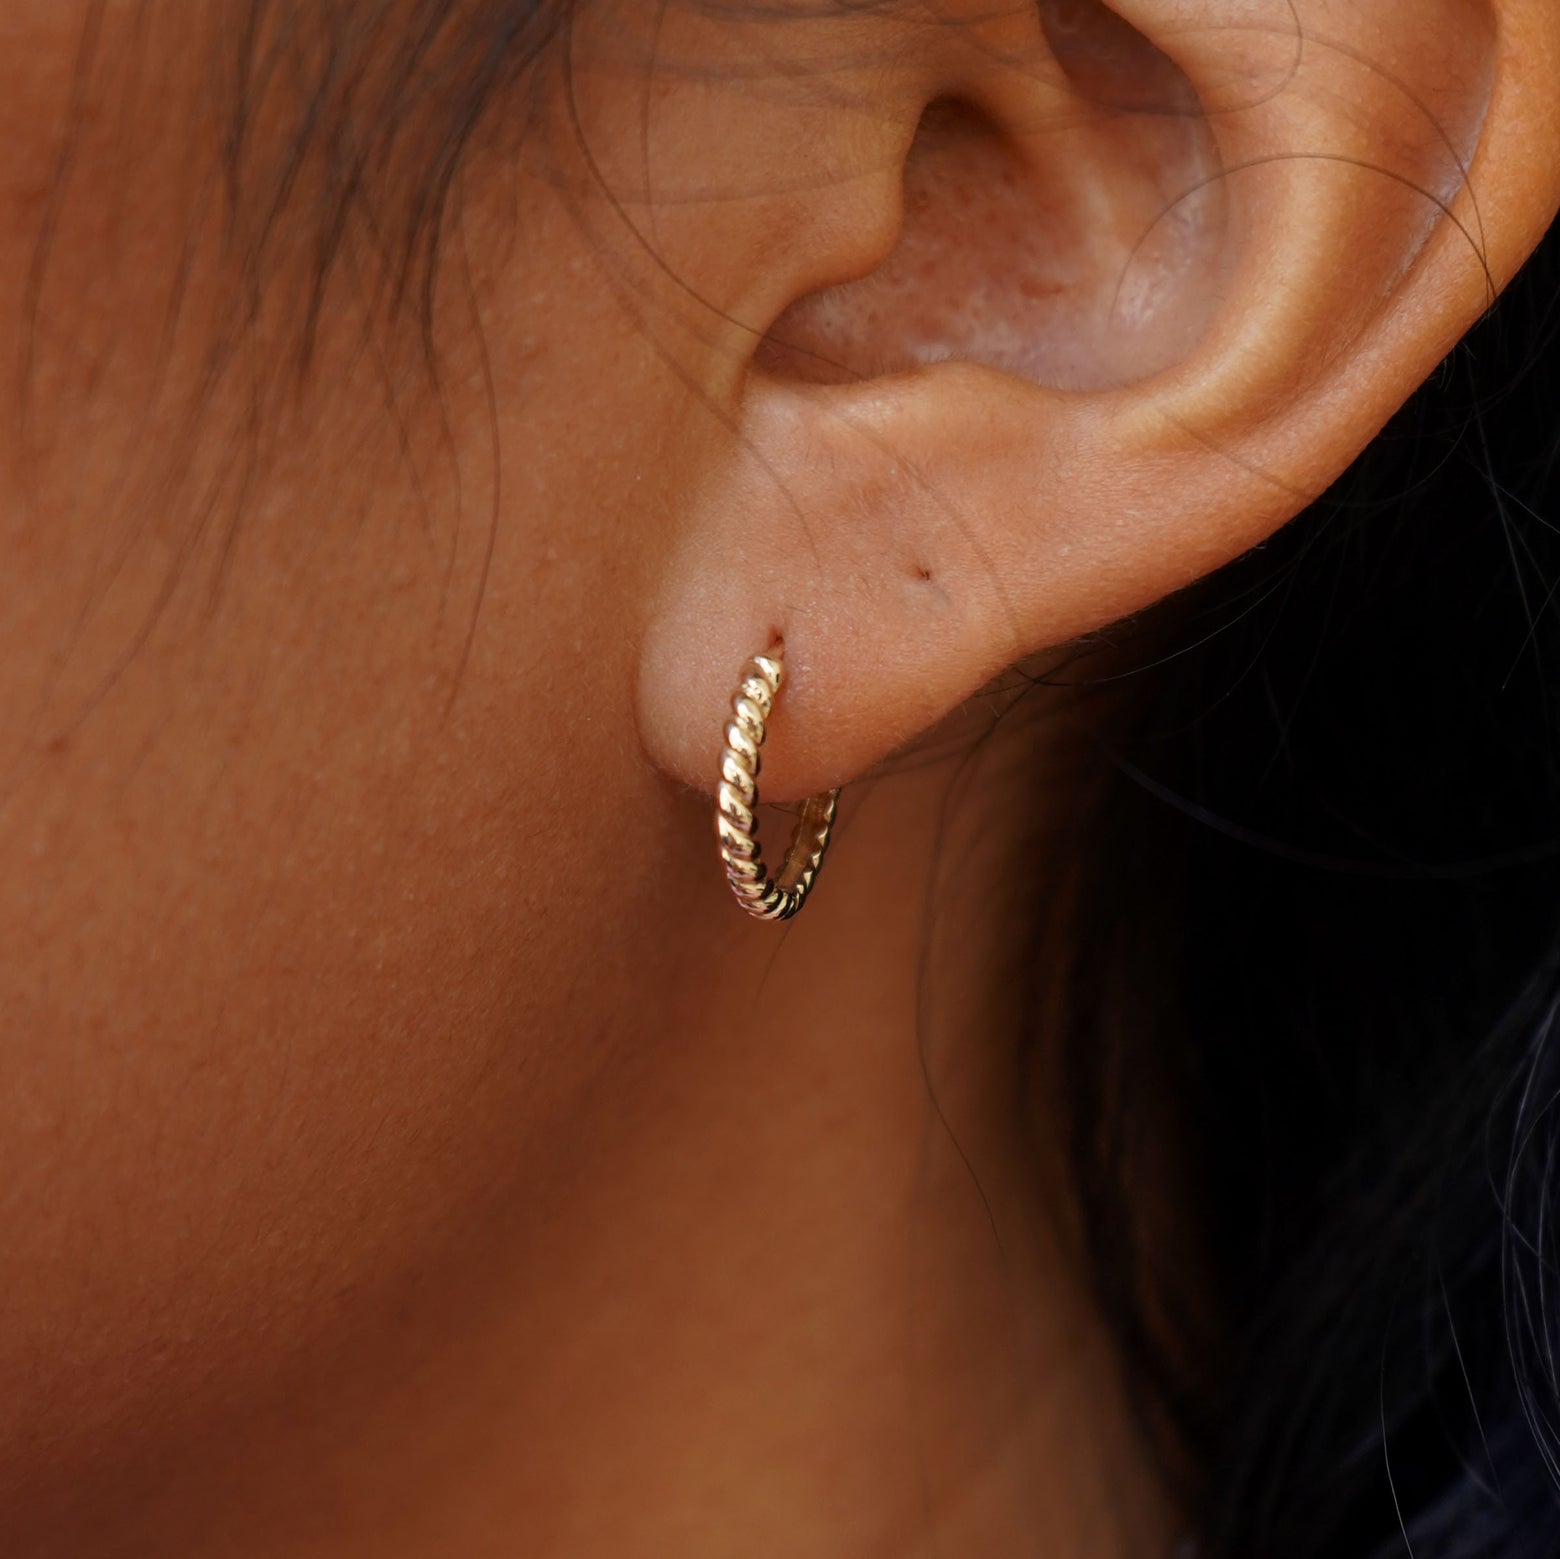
xmin=637 ymin=0 xmax=1560 ymax=802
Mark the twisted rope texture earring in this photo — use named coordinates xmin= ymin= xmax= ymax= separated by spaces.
xmin=715 ymin=649 xmax=838 ymax=921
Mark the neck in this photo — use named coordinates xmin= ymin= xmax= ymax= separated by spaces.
xmin=28 ymin=697 xmax=1175 ymax=1559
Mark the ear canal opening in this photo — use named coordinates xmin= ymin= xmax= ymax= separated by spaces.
xmin=752 ymin=11 xmax=1228 ymax=394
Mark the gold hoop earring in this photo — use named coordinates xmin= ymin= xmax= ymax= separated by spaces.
xmin=716 ymin=647 xmax=838 ymax=921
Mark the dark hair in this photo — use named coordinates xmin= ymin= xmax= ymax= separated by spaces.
xmin=195 ymin=3 xmax=1560 ymax=1553
xmin=215 ymin=0 xmax=563 ymax=361
xmin=1064 ymin=218 xmax=1560 ymax=1554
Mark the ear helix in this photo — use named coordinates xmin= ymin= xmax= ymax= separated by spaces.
xmin=715 ymin=647 xmax=838 ymax=921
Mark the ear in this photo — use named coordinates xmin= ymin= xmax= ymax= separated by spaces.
xmin=630 ymin=0 xmax=1560 ymax=798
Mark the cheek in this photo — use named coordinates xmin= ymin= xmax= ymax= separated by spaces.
xmin=0 ymin=254 xmax=693 ymax=1503
xmin=0 ymin=598 xmax=595 ymax=1489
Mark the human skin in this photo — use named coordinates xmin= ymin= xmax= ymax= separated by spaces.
xmin=1 ymin=1 xmax=1558 ymax=1555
